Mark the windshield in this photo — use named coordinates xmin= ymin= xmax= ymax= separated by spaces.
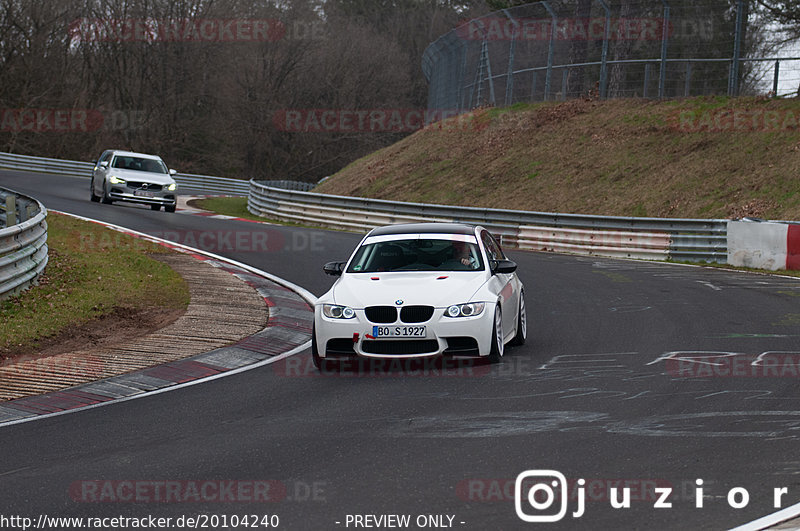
xmin=111 ymin=156 xmax=168 ymax=174
xmin=346 ymin=238 xmax=484 ymax=273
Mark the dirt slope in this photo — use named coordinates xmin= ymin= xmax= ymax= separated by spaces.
xmin=314 ymin=97 xmax=800 ymax=220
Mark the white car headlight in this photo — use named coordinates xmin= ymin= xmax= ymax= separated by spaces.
xmin=167 ymin=183 xmax=177 ymax=191
xmin=109 ymin=175 xmax=125 ymax=184
xmin=445 ymin=302 xmax=485 ymax=318
xmin=322 ymin=304 xmax=355 ymax=319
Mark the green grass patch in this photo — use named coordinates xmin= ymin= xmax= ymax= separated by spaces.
xmin=190 ymin=196 xmax=264 ymax=221
xmin=0 ymin=213 xmax=189 ymax=353
xmin=191 ymin=197 xmax=326 ymax=230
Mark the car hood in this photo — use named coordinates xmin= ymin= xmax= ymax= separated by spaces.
xmin=106 ymin=168 xmax=175 ymax=185
xmin=331 ymin=271 xmax=489 ymax=308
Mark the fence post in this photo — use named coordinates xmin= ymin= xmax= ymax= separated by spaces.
xmin=542 ymin=1 xmax=557 ymax=101
xmin=503 ymin=9 xmax=519 ymax=106
xmin=475 ymin=38 xmax=486 ymax=106
xmin=729 ymin=0 xmax=744 ymax=96
xmin=772 ymin=60 xmax=780 ymax=96
xmin=459 ymin=42 xmax=468 ymax=111
xmin=484 ymin=37 xmax=496 ymax=106
xmin=684 ymin=61 xmax=693 ymax=97
xmin=472 ymin=18 xmax=497 ymax=109
xmin=597 ymin=0 xmax=611 ymax=99
xmin=659 ymin=0 xmax=670 ymax=98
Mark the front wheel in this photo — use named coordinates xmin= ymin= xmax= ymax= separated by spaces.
xmin=150 ymin=204 xmax=161 ymax=211
xmin=89 ymin=179 xmax=100 ymax=202
xmin=487 ymin=305 xmax=504 ymax=364
xmin=510 ymin=292 xmax=527 ymax=346
xmin=101 ymin=186 xmax=113 ymax=204
xmin=165 ymin=204 xmax=176 ymax=213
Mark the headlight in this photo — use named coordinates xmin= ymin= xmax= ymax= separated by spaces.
xmin=322 ymin=304 xmax=355 ymax=319
xmin=109 ymin=175 xmax=125 ymax=184
xmin=445 ymin=302 xmax=485 ymax=318
xmin=167 ymin=183 xmax=177 ymax=191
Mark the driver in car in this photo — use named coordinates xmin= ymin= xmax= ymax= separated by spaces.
xmin=452 ymin=241 xmax=478 ymax=269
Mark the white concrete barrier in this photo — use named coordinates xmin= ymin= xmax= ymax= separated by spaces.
xmin=727 ymin=221 xmax=794 ymax=271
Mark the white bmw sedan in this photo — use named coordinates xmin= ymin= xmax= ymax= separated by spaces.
xmin=312 ymin=223 xmax=526 ymax=369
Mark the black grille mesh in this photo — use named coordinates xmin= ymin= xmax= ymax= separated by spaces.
xmin=399 ymin=306 xmax=434 ymax=323
xmin=365 ymin=306 xmax=397 ymax=323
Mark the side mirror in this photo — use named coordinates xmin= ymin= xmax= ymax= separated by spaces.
xmin=169 ymin=169 xmax=177 ymax=175
xmin=490 ymin=259 xmax=517 ymax=274
xmin=99 ymin=161 xmax=109 ymax=168
xmin=323 ymin=261 xmax=346 ymax=276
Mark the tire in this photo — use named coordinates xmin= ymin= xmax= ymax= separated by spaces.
xmin=165 ymin=204 xmax=176 ymax=213
xmin=487 ymin=305 xmax=504 ymax=364
xmin=510 ymin=292 xmax=527 ymax=346
xmin=89 ymin=179 xmax=100 ymax=202
xmin=101 ymin=184 xmax=113 ymax=204
xmin=150 ymin=204 xmax=161 ymax=211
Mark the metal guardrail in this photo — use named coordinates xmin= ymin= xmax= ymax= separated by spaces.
xmin=171 ymin=171 xmax=250 ymax=196
xmin=0 ymin=151 xmax=313 ymax=196
xmin=248 ymin=180 xmax=727 ymax=263
xmin=0 ymin=151 xmax=727 ymax=264
xmin=0 ymin=187 xmax=48 ymax=300
xmin=0 ymin=151 xmax=95 ymax=177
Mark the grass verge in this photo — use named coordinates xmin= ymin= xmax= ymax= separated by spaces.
xmin=189 ymin=197 xmax=265 ymax=221
xmin=189 ymin=197 xmax=326 ymax=230
xmin=0 ymin=213 xmax=190 ymax=355
xmin=314 ymin=96 xmax=800 ymax=220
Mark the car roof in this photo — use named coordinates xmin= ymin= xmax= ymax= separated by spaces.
xmin=368 ymin=223 xmax=478 ymax=237
xmin=108 ymin=150 xmax=163 ymax=160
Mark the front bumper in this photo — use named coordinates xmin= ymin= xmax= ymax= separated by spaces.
xmin=109 ymin=187 xmax=176 ymax=206
xmin=314 ymin=304 xmax=496 ymax=360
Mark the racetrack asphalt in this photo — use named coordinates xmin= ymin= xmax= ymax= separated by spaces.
xmin=2 ymin=169 xmax=800 ymax=530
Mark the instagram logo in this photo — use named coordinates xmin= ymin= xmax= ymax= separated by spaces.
xmin=515 ymin=470 xmax=573 ymax=523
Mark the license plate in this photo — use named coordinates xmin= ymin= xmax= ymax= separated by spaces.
xmin=371 ymin=325 xmax=426 ymax=338
xmin=134 ymin=190 xmax=156 ymax=197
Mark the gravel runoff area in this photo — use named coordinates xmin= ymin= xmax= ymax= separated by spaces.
xmin=0 ymin=252 xmax=268 ymax=401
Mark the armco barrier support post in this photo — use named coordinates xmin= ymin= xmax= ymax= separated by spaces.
xmin=5 ymin=195 xmax=15 ymax=226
